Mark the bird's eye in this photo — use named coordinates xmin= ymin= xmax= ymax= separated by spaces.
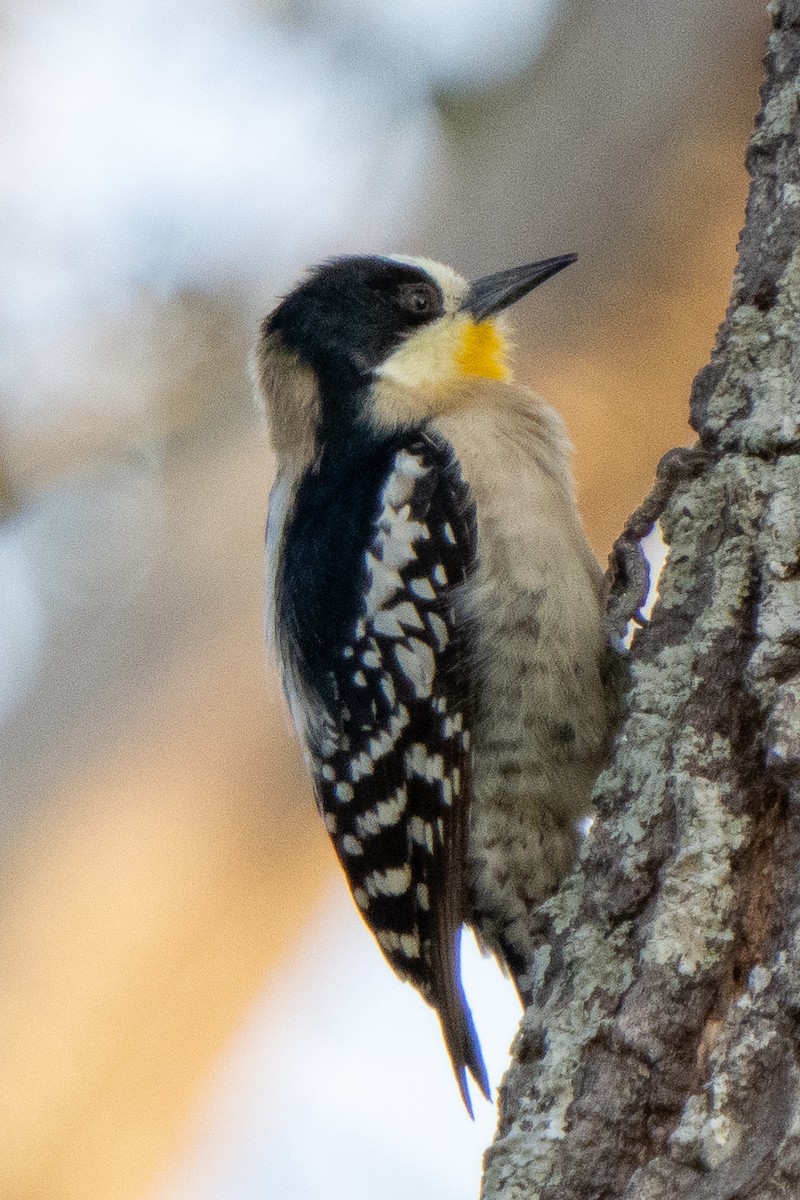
xmin=397 ymin=282 xmax=437 ymax=318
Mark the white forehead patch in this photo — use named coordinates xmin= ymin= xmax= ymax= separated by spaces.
xmin=388 ymin=255 xmax=468 ymax=313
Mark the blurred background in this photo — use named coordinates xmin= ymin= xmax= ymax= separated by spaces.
xmin=0 ymin=1 xmax=767 ymax=1197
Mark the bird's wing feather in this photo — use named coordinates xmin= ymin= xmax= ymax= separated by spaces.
xmin=303 ymin=434 xmax=487 ymax=1108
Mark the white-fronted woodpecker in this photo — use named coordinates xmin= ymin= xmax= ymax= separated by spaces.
xmin=257 ymin=254 xmax=610 ymax=1114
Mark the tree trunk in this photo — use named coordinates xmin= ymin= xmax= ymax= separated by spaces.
xmin=481 ymin=4 xmax=800 ymax=1197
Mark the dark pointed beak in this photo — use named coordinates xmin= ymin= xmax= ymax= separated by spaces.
xmin=462 ymin=253 xmax=577 ymax=321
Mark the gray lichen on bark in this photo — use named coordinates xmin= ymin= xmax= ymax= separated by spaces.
xmin=481 ymin=3 xmax=800 ymax=1197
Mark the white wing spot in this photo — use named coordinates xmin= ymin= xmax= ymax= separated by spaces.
xmin=334 ymin=782 xmax=354 ymax=803
xmin=394 ymin=639 xmax=435 ymax=699
xmin=426 ymin=612 xmax=449 ymax=651
xmin=352 ymin=670 xmax=368 ymax=687
xmin=406 ymin=742 xmax=444 ymax=782
xmin=442 ymin=522 xmax=457 ymax=545
xmin=380 ymin=674 xmax=396 ymax=706
xmin=376 ymin=929 xmax=401 ymax=953
xmin=349 ymin=751 xmax=374 ymax=782
xmin=395 ymin=449 xmax=428 ymax=477
xmin=379 ymin=506 xmax=429 ymax=566
xmin=353 ymin=887 xmax=369 ymax=910
xmin=321 ymin=764 xmax=335 ymax=781
xmin=323 ymin=812 xmax=337 ymax=833
xmin=390 ymin=600 xmax=425 ymax=631
xmin=381 ymin=451 xmax=428 ymax=507
xmin=432 ymin=564 xmax=447 ymax=586
xmin=408 ymin=816 xmax=432 ymax=849
xmin=341 ymin=834 xmax=363 ymax=857
xmin=364 ymin=551 xmax=403 ymax=610
xmin=382 ymin=472 xmax=416 ymax=508
xmin=409 ymin=577 xmax=436 ymax=601
xmin=366 ymin=865 xmax=412 ymax=896
xmin=389 ymin=705 xmax=410 ymax=737
xmin=367 ymin=729 xmax=394 ymax=759
xmin=416 ymin=882 xmax=430 ymax=910
xmin=371 ymin=607 xmax=407 ymax=639
xmin=355 ymin=809 xmax=380 ymax=837
xmin=405 ymin=742 xmax=423 ymax=775
xmin=400 ymin=932 xmax=420 ymax=958
xmin=375 ymin=786 xmax=407 ymax=826
xmin=427 ymin=752 xmax=445 ymax=781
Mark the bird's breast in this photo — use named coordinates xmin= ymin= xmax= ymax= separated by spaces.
xmin=431 ymin=386 xmax=609 ymax=809
xmin=432 ymin=386 xmax=610 ymax=963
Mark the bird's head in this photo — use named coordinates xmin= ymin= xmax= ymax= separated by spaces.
xmin=256 ymin=253 xmax=575 ymax=466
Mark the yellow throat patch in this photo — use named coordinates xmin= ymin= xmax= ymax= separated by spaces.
xmin=456 ymin=320 xmax=510 ymax=381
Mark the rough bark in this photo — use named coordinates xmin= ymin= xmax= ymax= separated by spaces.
xmin=481 ymin=4 xmax=800 ymax=1198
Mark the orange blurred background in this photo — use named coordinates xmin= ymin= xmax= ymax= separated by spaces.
xmin=0 ymin=2 xmax=766 ymax=1197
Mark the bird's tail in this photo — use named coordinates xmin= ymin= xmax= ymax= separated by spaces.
xmin=441 ymin=999 xmax=490 ymax=1118
xmin=435 ymin=966 xmax=490 ymax=1118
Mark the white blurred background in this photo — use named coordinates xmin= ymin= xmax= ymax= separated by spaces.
xmin=0 ymin=2 xmax=765 ymax=1198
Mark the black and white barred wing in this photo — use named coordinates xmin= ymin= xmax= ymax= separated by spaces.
xmin=311 ymin=438 xmax=487 ymax=1108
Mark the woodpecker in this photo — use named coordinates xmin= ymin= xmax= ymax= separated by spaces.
xmin=258 ymin=253 xmax=609 ymax=1113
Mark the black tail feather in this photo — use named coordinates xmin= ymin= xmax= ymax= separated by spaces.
xmin=437 ymin=983 xmax=490 ymax=1118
